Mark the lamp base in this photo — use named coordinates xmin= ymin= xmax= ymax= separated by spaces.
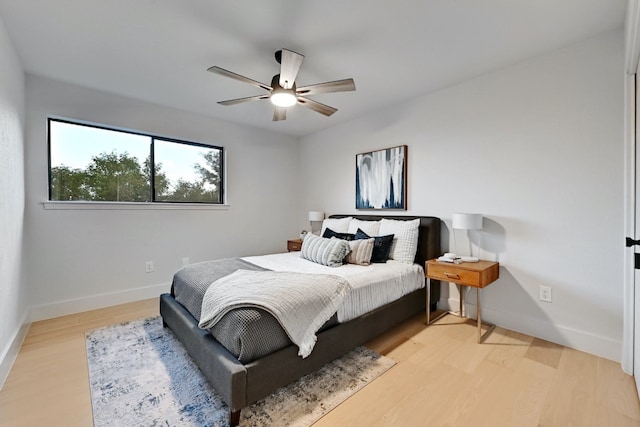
xmin=460 ymin=256 xmax=479 ymax=263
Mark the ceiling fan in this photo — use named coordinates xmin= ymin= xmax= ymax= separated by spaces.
xmin=208 ymin=49 xmax=356 ymax=121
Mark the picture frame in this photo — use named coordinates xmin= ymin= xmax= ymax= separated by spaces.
xmin=355 ymin=145 xmax=407 ymax=210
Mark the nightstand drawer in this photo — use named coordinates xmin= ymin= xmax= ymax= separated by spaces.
xmin=426 ymin=260 xmax=499 ymax=288
xmin=427 ymin=263 xmax=482 ymax=286
xmin=287 ymin=239 xmax=303 ymax=252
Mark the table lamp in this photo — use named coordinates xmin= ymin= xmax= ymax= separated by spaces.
xmin=308 ymin=211 xmax=324 ymax=234
xmin=452 ymin=213 xmax=483 ymax=262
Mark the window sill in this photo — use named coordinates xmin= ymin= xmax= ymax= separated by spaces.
xmin=42 ymin=201 xmax=230 ymax=210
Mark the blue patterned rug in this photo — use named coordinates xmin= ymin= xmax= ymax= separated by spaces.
xmin=86 ymin=316 xmax=395 ymax=426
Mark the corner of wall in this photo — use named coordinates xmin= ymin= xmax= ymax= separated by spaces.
xmin=0 ymin=310 xmax=30 ymax=390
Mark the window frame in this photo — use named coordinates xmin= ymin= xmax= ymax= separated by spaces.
xmin=46 ymin=117 xmax=226 ymax=208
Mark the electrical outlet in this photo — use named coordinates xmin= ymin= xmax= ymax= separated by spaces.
xmin=539 ymin=285 xmax=552 ymax=302
xmin=182 ymin=257 xmax=190 ymax=267
xmin=145 ymin=261 xmax=154 ymax=273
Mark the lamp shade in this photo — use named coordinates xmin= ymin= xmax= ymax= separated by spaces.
xmin=308 ymin=211 xmax=325 ymax=222
xmin=452 ymin=213 xmax=483 ymax=230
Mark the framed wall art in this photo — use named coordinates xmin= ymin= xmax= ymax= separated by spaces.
xmin=355 ymin=145 xmax=407 ymax=210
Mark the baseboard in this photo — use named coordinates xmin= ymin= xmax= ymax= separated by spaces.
xmin=0 ymin=310 xmax=30 ymax=390
xmin=29 ymin=283 xmax=170 ymax=322
xmin=440 ymin=297 xmax=621 ymax=363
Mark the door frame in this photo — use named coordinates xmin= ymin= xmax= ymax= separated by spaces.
xmin=623 ymin=72 xmax=635 ymax=376
xmin=623 ymin=0 xmax=640 ymax=376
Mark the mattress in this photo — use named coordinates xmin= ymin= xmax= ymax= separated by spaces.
xmin=243 ymin=251 xmax=425 ymax=322
xmin=172 ymin=252 xmax=424 ymax=362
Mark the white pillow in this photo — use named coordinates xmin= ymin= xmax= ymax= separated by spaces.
xmin=347 ymin=219 xmax=380 ymax=236
xmin=378 ymin=218 xmax=420 ymax=264
xmin=320 ymin=217 xmax=352 ymax=235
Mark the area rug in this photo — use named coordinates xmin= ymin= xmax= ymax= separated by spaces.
xmin=86 ymin=316 xmax=395 ymax=426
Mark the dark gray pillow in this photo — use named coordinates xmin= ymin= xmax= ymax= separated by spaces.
xmin=354 ymin=229 xmax=394 ymax=263
xmin=322 ymin=227 xmax=355 ymax=241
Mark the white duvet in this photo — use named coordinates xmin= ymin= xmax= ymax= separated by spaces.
xmin=242 ymin=251 xmax=425 ymax=323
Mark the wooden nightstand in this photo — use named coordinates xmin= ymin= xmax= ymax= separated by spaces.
xmin=287 ymin=239 xmax=303 ymax=252
xmin=425 ymin=259 xmax=499 ymax=343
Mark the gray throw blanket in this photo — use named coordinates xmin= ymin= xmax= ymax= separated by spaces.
xmin=172 ymin=258 xmax=266 ymax=321
xmin=199 ymin=269 xmax=351 ymax=358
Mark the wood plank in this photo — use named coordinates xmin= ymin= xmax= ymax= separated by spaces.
xmin=524 ymin=337 xmax=564 ymax=368
xmin=485 ymin=327 xmax=535 ymax=369
xmin=1 ymin=298 xmax=638 ymax=427
xmin=596 ymin=356 xmax=640 ymax=421
xmin=538 ymin=347 xmax=597 ymax=426
xmin=0 ymin=298 xmax=158 ymax=427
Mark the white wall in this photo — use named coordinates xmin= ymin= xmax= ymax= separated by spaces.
xmin=299 ymin=30 xmax=624 ymax=361
xmin=0 ymin=15 xmax=26 ymax=386
xmin=24 ymin=75 xmax=300 ymax=320
xmin=3 ymin=22 xmax=624 ymax=380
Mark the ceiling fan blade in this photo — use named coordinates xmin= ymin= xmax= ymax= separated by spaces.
xmin=296 ymin=78 xmax=356 ymax=96
xmin=272 ymin=107 xmax=287 ymax=121
xmin=297 ymin=97 xmax=337 ymax=116
xmin=207 ymin=66 xmax=272 ymax=91
xmin=279 ymin=49 xmax=304 ymax=90
xmin=218 ymin=94 xmax=270 ymax=106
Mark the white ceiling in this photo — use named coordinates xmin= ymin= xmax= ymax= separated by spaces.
xmin=0 ymin=0 xmax=627 ymax=137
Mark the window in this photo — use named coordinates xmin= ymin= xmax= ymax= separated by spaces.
xmin=48 ymin=119 xmax=223 ymax=204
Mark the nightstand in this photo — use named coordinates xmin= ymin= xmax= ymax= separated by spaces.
xmin=287 ymin=239 xmax=303 ymax=252
xmin=425 ymin=259 xmax=499 ymax=343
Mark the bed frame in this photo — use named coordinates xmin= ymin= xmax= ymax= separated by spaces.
xmin=159 ymin=215 xmax=441 ymax=425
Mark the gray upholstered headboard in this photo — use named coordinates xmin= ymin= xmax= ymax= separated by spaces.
xmin=327 ymin=215 xmax=441 ymax=268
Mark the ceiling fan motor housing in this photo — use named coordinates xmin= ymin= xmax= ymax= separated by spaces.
xmin=270 ymin=74 xmax=295 ymax=92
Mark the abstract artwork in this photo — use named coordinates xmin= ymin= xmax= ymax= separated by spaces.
xmin=356 ymin=145 xmax=407 ymax=209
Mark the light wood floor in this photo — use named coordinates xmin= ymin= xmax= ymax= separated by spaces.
xmin=1 ymin=299 xmax=638 ymax=427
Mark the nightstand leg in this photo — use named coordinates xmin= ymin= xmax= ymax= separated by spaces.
xmin=477 ymin=287 xmax=496 ymax=343
xmin=459 ymin=284 xmax=463 ymax=317
xmin=477 ymin=288 xmax=482 ymax=343
xmin=425 ymin=277 xmax=447 ymax=326
xmin=426 ymin=277 xmax=431 ymax=325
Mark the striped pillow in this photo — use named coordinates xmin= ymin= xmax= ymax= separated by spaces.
xmin=345 ymin=238 xmax=375 ymax=265
xmin=300 ymin=234 xmax=350 ymax=267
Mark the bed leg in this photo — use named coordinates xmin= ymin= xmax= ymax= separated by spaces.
xmin=230 ymin=409 xmax=241 ymax=426
xmin=162 ymin=320 xmax=168 ymax=328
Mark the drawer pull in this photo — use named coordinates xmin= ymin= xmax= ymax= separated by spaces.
xmin=445 ymin=272 xmax=460 ymax=279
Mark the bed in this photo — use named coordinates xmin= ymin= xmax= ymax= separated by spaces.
xmin=159 ymin=214 xmax=441 ymax=425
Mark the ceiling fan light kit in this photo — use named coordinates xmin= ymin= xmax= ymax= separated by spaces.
xmin=270 ymin=91 xmax=296 ymax=107
xmin=208 ymin=48 xmax=355 ymax=121
xmin=269 ymin=74 xmax=297 ymax=107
